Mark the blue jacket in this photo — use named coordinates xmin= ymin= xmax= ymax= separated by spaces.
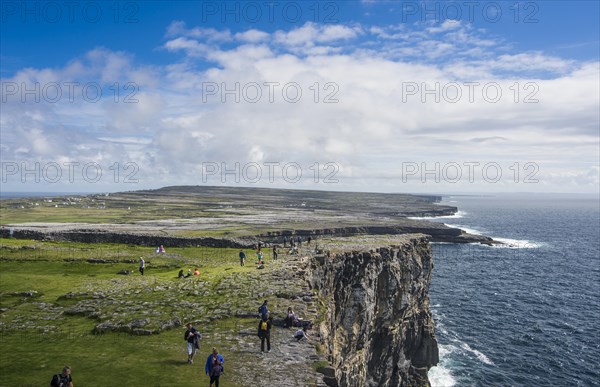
xmin=205 ymin=353 xmax=225 ymax=375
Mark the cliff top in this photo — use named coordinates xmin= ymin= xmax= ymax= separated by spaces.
xmin=0 ymin=185 xmax=454 ymax=233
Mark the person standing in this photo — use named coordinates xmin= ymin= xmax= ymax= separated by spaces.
xmin=258 ymin=316 xmax=272 ymax=353
xmin=272 ymin=246 xmax=278 ymax=260
xmin=239 ymin=250 xmax=246 ymax=266
xmin=184 ymin=322 xmax=202 ymax=364
xmin=205 ymin=348 xmax=224 ymax=387
xmin=50 ymin=366 xmax=73 ymax=387
xmin=258 ymin=300 xmax=268 ymax=320
xmin=139 ymin=257 xmax=145 ymax=275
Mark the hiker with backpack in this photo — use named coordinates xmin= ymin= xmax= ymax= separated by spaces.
xmin=258 ymin=316 xmax=273 ymax=353
xmin=50 ymin=366 xmax=73 ymax=387
xmin=205 ymin=347 xmax=224 ymax=387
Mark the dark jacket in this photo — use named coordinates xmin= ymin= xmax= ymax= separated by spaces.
xmin=184 ymin=327 xmax=201 ymax=348
xmin=258 ymin=318 xmax=272 ymax=337
xmin=50 ymin=373 xmax=72 ymax=387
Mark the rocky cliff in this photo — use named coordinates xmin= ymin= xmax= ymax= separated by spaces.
xmin=0 ymin=222 xmax=495 ymax=246
xmin=308 ymin=235 xmax=439 ymax=387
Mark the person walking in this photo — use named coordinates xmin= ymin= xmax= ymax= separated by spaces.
xmin=272 ymin=246 xmax=278 ymax=260
xmin=184 ymin=322 xmax=202 ymax=364
xmin=50 ymin=366 xmax=73 ymax=387
xmin=258 ymin=316 xmax=272 ymax=353
xmin=205 ymin=348 xmax=224 ymax=387
xmin=139 ymin=257 xmax=145 ymax=275
xmin=239 ymin=250 xmax=246 ymax=266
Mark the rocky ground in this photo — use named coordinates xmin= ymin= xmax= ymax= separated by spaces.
xmin=0 ymin=243 xmax=332 ymax=386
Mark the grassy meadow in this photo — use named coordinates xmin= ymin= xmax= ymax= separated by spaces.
xmin=0 ymin=238 xmax=289 ymax=386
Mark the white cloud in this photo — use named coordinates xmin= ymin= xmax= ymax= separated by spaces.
xmin=235 ymin=29 xmax=270 ymax=43
xmin=1 ymin=21 xmax=598 ymax=193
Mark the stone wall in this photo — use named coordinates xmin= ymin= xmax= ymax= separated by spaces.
xmin=0 ymin=228 xmax=251 ymax=248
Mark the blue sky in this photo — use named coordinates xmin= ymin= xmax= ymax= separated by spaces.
xmin=1 ymin=1 xmax=599 ymax=193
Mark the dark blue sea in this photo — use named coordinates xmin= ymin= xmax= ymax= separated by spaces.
xmin=423 ymin=194 xmax=600 ymax=387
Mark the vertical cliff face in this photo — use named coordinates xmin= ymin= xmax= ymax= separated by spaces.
xmin=308 ymin=236 xmax=439 ymax=387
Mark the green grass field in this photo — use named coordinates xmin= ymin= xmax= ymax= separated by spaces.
xmin=0 ymin=238 xmax=273 ymax=387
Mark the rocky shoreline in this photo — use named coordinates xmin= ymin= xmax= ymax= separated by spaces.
xmin=0 ymin=221 xmax=495 ymax=247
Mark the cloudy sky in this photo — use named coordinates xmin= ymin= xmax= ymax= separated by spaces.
xmin=1 ymin=1 xmax=598 ymax=194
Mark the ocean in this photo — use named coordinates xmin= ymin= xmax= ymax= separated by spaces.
xmin=426 ymin=194 xmax=600 ymax=386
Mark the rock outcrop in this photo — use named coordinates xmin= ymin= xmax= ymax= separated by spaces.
xmin=0 ymin=222 xmax=495 ymax=246
xmin=308 ymin=235 xmax=438 ymax=386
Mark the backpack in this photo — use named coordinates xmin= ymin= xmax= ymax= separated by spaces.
xmin=211 ymin=358 xmax=223 ymax=377
xmin=51 ymin=374 xmax=70 ymax=387
xmin=260 ymin=320 xmax=268 ymax=331
xmin=258 ymin=305 xmax=268 ymax=319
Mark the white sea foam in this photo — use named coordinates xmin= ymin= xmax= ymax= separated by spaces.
xmin=408 ymin=210 xmax=467 ymax=220
xmin=459 ymin=342 xmax=494 ymax=365
xmin=429 ymin=344 xmax=457 ymax=387
xmin=442 ymin=224 xmax=543 ymax=248
xmin=443 ymin=224 xmax=483 ymax=235
xmin=489 ymin=237 xmax=543 ymax=249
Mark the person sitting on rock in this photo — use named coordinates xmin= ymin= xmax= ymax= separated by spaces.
xmin=284 ymin=306 xmax=298 ymax=328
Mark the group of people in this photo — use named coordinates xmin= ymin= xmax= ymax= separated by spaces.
xmin=239 ymin=236 xmax=313 ymax=269
xmin=184 ymin=322 xmax=225 ymax=387
xmin=257 ymin=300 xmax=311 ymax=354
xmin=139 ymin=244 xmax=168 ymax=276
xmin=282 ymin=235 xmax=312 ymax=248
xmin=49 ymin=305 xmax=310 ymax=386
xmin=178 ymin=268 xmax=200 ymax=278
xmin=239 ymin=249 xmax=265 ymax=269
